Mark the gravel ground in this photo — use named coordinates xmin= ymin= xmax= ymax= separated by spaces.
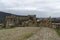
xmin=27 ymin=27 xmax=60 ymax=40
xmin=0 ymin=27 xmax=40 ymax=40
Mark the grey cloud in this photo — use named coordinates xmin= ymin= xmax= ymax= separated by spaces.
xmin=0 ymin=0 xmax=60 ymax=17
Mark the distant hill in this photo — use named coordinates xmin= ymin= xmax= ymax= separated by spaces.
xmin=0 ymin=11 xmax=14 ymax=16
xmin=0 ymin=11 xmax=14 ymax=23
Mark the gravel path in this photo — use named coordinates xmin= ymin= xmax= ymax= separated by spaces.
xmin=27 ymin=27 xmax=60 ymax=40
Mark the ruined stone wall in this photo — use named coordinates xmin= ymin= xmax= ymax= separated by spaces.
xmin=5 ymin=15 xmax=16 ymax=28
xmin=5 ymin=15 xmax=37 ymax=27
xmin=37 ymin=17 xmax=52 ymax=27
xmin=27 ymin=15 xmax=37 ymax=26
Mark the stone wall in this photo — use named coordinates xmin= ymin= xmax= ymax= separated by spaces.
xmin=4 ymin=15 xmax=37 ymax=28
xmin=37 ymin=18 xmax=52 ymax=27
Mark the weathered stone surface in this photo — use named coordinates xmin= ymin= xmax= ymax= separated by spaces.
xmin=5 ymin=15 xmax=37 ymax=27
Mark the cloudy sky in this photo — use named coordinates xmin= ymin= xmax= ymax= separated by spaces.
xmin=0 ymin=0 xmax=60 ymax=17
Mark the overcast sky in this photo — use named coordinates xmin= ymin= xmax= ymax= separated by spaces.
xmin=0 ymin=0 xmax=60 ymax=17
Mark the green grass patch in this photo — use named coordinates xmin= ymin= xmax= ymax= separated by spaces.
xmin=0 ymin=26 xmax=17 ymax=30
xmin=55 ymin=29 xmax=60 ymax=36
xmin=22 ymin=33 xmax=34 ymax=39
xmin=16 ymin=33 xmax=34 ymax=40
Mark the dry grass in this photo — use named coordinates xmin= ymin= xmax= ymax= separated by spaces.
xmin=0 ymin=27 xmax=40 ymax=40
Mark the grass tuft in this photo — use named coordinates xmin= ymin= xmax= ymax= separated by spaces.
xmin=16 ymin=33 xmax=34 ymax=40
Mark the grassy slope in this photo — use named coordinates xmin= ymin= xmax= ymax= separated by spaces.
xmin=0 ymin=27 xmax=40 ymax=40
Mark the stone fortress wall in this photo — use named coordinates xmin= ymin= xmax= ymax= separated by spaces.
xmin=4 ymin=15 xmax=37 ymax=28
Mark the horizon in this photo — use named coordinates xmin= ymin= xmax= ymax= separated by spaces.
xmin=1 ymin=11 xmax=60 ymax=18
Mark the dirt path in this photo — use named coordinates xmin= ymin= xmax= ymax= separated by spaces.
xmin=27 ymin=27 xmax=60 ymax=40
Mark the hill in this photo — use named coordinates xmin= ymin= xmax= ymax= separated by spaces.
xmin=0 ymin=11 xmax=14 ymax=23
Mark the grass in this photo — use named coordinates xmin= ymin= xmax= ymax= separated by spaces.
xmin=17 ymin=33 xmax=34 ymax=40
xmin=0 ymin=26 xmax=17 ymax=30
xmin=55 ymin=29 xmax=60 ymax=36
xmin=0 ymin=27 xmax=40 ymax=40
xmin=22 ymin=33 xmax=34 ymax=39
